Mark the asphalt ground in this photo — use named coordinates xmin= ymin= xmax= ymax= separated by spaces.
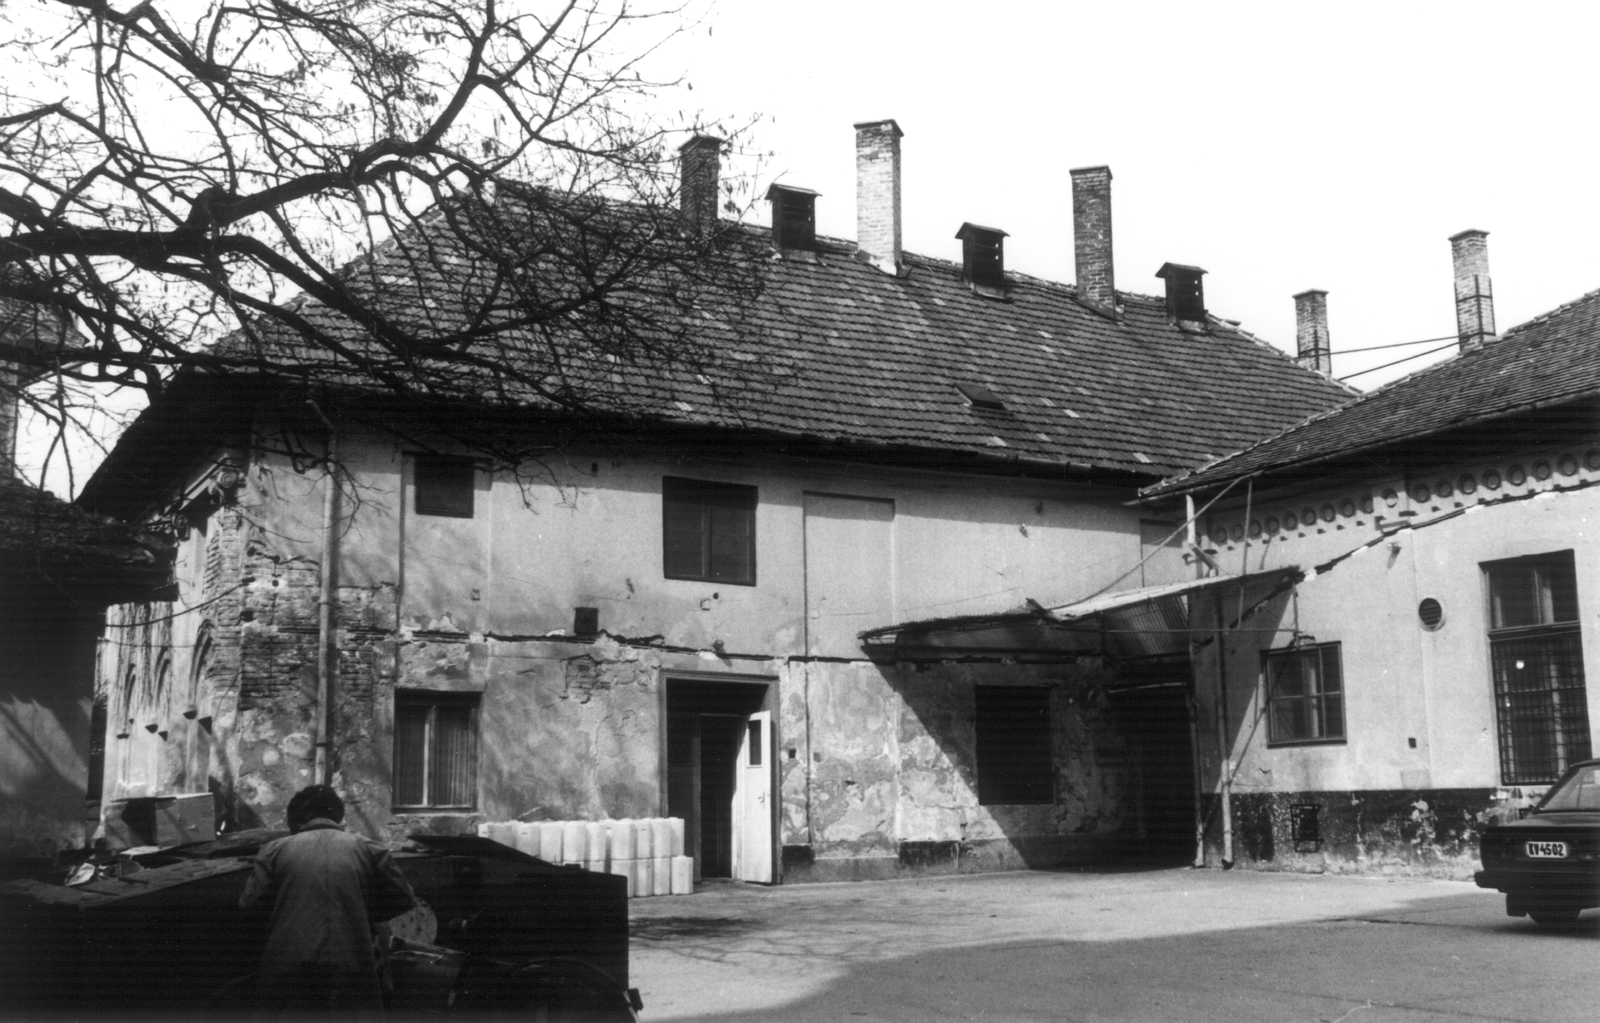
xmin=628 ymin=865 xmax=1600 ymax=1022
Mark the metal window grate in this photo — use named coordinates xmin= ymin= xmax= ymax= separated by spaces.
xmin=1491 ymin=628 xmax=1592 ymax=785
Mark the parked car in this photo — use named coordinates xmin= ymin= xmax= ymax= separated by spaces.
xmin=1475 ymin=759 xmax=1600 ymax=925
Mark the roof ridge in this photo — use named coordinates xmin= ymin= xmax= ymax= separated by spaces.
xmin=1500 ymin=284 xmax=1600 ymax=339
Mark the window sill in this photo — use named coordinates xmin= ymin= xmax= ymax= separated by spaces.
xmin=1266 ymin=739 xmax=1347 ymax=749
xmin=392 ymin=806 xmax=477 ymax=814
xmin=663 ymin=574 xmax=757 ymax=588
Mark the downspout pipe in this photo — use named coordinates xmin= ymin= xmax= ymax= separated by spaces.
xmin=313 ymin=434 xmax=339 ymax=786
xmin=1214 ymin=592 xmax=1235 ymax=869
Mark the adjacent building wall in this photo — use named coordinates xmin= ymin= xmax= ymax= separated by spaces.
xmin=1187 ymin=433 xmax=1600 ymax=876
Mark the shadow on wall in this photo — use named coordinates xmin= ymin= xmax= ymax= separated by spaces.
xmin=793 ymin=658 xmax=1136 ymax=876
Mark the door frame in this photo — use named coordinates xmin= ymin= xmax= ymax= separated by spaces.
xmin=661 ymin=670 xmax=780 ymax=882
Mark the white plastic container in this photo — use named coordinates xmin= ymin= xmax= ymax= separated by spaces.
xmin=537 ymin=821 xmax=564 ymax=862
xmin=562 ymin=821 xmax=588 ymax=865
xmin=632 ymin=819 xmax=654 ymax=861
xmin=670 ymin=855 xmax=694 ymax=894
xmin=609 ymin=819 xmax=635 ymax=861
xmin=585 ymin=821 xmax=607 ymax=872
xmin=609 ymin=857 xmax=635 ymax=898
xmin=512 ymin=821 xmax=540 ymax=857
xmin=632 ymin=857 xmax=653 ymax=898
xmin=650 ymin=818 xmax=673 ymax=862
xmin=651 ymin=856 xmax=671 ymax=896
xmin=486 ymin=821 xmax=515 ymax=849
xmin=668 ymin=817 xmax=686 ymax=857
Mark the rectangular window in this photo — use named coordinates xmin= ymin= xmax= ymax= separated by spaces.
xmin=393 ymin=691 xmax=479 ymax=809
xmin=975 ymin=685 xmax=1054 ymax=805
xmin=662 ymin=477 xmax=757 ymax=585
xmin=1265 ymin=643 xmax=1345 ymax=745
xmin=414 ymin=455 xmax=476 ymax=518
xmin=1486 ymin=552 xmax=1591 ymax=785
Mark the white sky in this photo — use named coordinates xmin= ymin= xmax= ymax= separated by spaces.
xmin=20 ymin=0 xmax=1600 ymax=493
xmin=663 ymin=0 xmax=1600 ymax=382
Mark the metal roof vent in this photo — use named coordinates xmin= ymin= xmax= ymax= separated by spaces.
xmin=956 ymin=222 xmax=1007 ymax=292
xmin=766 ymin=183 xmax=819 ymax=250
xmin=955 ymin=382 xmax=1005 ymax=410
xmin=1156 ymin=262 xmax=1207 ymax=330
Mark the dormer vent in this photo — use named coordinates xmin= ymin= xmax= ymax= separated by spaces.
xmin=955 ymin=382 xmax=1005 ymax=410
xmin=955 ymin=222 xmax=1007 ymax=289
xmin=1156 ymin=263 xmax=1207 ymax=327
xmin=766 ymin=183 xmax=819 ymax=251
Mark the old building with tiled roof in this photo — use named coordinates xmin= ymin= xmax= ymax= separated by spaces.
xmin=81 ymin=122 xmax=1354 ymax=882
xmin=1136 ymin=231 xmax=1600 ymax=882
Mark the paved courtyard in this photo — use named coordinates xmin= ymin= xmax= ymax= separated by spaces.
xmin=629 ymin=865 xmax=1599 ymax=1022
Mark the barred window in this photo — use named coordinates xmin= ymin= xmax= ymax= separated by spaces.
xmin=394 ymin=691 xmax=479 ymax=809
xmin=975 ymin=685 xmax=1054 ymax=805
xmin=1265 ymin=643 xmax=1345 ymax=745
xmin=1486 ymin=552 xmax=1591 ymax=785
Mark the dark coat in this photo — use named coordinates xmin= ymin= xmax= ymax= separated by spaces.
xmin=238 ymin=819 xmax=416 ymax=989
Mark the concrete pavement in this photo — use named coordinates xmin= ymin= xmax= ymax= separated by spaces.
xmin=628 ymin=865 xmax=1599 ymax=1022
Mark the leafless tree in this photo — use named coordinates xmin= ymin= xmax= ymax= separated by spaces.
xmin=0 ymin=0 xmax=767 ymax=490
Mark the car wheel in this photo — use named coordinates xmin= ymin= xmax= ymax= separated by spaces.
xmin=1528 ymin=908 xmax=1580 ymax=926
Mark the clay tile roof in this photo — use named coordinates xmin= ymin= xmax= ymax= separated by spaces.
xmin=106 ymin=194 xmax=1353 ymax=488
xmin=1144 ymin=286 xmax=1600 ymax=496
xmin=0 ymin=476 xmax=171 ymax=608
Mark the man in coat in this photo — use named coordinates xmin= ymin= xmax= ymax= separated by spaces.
xmin=239 ymin=784 xmax=418 ymax=1014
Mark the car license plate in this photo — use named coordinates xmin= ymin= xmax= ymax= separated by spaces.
xmin=1525 ymin=841 xmax=1568 ymax=859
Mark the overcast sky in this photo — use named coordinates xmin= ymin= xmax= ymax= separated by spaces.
xmin=20 ymin=1 xmax=1600 ymax=492
xmin=662 ymin=0 xmax=1600 ymax=385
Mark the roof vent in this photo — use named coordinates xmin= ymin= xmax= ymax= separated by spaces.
xmin=955 ymin=382 xmax=1005 ymax=410
xmin=766 ymin=183 xmax=819 ymax=250
xmin=955 ymin=222 xmax=1007 ymax=291
xmin=1156 ymin=262 xmax=1207 ymax=329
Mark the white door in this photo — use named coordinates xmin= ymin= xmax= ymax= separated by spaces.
xmin=731 ymin=710 xmax=773 ymax=882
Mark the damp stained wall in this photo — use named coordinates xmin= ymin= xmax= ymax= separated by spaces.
xmin=98 ymin=424 xmax=1183 ymax=860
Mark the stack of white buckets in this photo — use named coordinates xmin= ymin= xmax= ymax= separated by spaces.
xmin=478 ymin=818 xmax=693 ymax=897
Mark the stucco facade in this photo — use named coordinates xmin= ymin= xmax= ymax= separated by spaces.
xmin=1184 ymin=424 xmax=1600 ymax=877
xmin=97 ymin=426 xmax=1196 ymax=879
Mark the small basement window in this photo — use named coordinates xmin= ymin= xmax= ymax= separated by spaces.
xmin=956 ymin=222 xmax=1008 ymax=289
xmin=955 ymin=382 xmax=1006 ymax=410
xmin=766 ymin=183 xmax=819 ymax=250
xmin=414 ymin=455 xmax=476 ymax=518
xmin=663 ymin=476 xmax=757 ymax=585
xmin=975 ymin=685 xmax=1054 ymax=804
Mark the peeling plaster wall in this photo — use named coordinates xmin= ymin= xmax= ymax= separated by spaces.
xmin=778 ymin=659 xmax=1132 ymax=881
xmin=1190 ymin=435 xmax=1600 ymax=874
xmin=96 ymin=426 xmax=1170 ymax=867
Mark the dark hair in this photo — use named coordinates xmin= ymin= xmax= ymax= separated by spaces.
xmin=285 ymin=785 xmax=345 ymax=831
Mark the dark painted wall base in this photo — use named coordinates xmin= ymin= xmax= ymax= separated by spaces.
xmin=1200 ymin=788 xmax=1523 ymax=878
xmin=780 ymin=833 xmax=1126 ymax=884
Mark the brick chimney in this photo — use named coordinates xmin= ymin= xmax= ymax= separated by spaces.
xmin=1293 ymin=290 xmax=1332 ymax=374
xmin=1450 ymin=229 xmax=1495 ymax=351
xmin=854 ymin=119 xmax=903 ymax=274
xmin=1070 ymin=166 xmax=1116 ymax=314
xmin=678 ymin=135 xmax=723 ymax=241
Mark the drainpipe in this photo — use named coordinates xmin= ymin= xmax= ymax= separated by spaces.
xmin=313 ymin=434 xmax=339 ymax=785
xmin=1214 ymin=593 xmax=1234 ymax=868
xmin=1187 ymin=688 xmax=1205 ymax=868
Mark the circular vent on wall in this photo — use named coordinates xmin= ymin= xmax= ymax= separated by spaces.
xmin=1418 ymin=598 xmax=1445 ymax=631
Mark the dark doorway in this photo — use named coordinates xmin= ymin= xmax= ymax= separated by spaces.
xmin=1108 ymin=671 xmax=1197 ymax=859
xmin=665 ymin=679 xmax=769 ymax=880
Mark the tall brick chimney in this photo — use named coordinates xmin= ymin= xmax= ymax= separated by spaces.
xmin=678 ymin=134 xmax=723 ymax=241
xmin=1449 ymin=229 xmax=1496 ymax=351
xmin=854 ymin=119 xmax=903 ymax=274
xmin=1070 ymin=166 xmax=1116 ymax=314
xmin=1293 ymin=290 xmax=1332 ymax=374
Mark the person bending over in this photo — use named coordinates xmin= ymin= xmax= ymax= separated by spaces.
xmin=239 ymin=784 xmax=418 ymax=1015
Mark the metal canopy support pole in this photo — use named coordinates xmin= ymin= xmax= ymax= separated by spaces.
xmin=314 ymin=434 xmax=339 ymax=786
xmin=1214 ymin=590 xmax=1234 ymax=869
